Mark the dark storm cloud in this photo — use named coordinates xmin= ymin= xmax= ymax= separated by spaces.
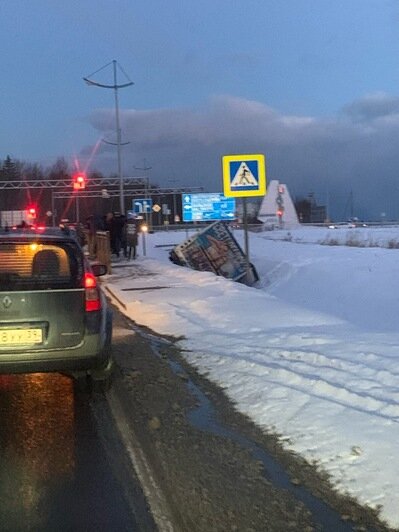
xmin=342 ymin=92 xmax=399 ymax=122
xmin=85 ymin=93 xmax=399 ymax=220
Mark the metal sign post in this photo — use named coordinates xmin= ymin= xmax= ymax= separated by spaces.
xmin=242 ymin=197 xmax=250 ymax=273
xmin=222 ymin=154 xmax=267 ymax=277
xmin=141 ymin=226 xmax=147 ymax=256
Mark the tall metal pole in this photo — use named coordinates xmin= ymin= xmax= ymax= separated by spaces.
xmin=84 ymin=60 xmax=134 ymax=215
xmin=173 ymin=192 xmax=177 ymax=222
xmin=243 ymin=197 xmax=250 ymax=276
xmin=168 ymin=178 xmax=178 ymax=223
xmin=76 ymin=192 xmax=80 ymax=222
xmin=134 ymin=160 xmax=152 ymax=227
xmin=142 ymin=230 xmax=147 ymax=256
xmin=326 ymin=182 xmax=330 ymax=222
xmin=113 ymin=60 xmax=124 ymax=214
xmin=51 ymin=189 xmax=55 ymax=227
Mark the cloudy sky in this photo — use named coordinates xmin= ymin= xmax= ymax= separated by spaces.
xmin=1 ymin=1 xmax=399 ymax=219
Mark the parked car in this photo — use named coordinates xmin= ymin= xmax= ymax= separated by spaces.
xmin=0 ymin=225 xmax=113 ymax=391
xmin=328 ymin=220 xmax=367 ymax=229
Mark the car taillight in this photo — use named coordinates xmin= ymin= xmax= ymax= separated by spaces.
xmin=84 ymin=272 xmax=101 ymax=312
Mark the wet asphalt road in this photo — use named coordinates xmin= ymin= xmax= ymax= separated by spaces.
xmin=0 ymin=372 xmax=152 ymax=532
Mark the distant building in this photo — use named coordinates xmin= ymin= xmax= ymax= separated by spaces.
xmin=257 ymin=180 xmax=299 ymax=229
xmin=294 ymin=193 xmax=327 ymax=223
xmin=310 ymin=204 xmax=327 ymax=223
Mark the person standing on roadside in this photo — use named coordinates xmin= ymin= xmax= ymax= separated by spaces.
xmin=119 ymin=214 xmax=127 ymax=258
xmin=112 ymin=212 xmax=126 ymax=258
xmin=126 ymin=218 xmax=139 ymax=260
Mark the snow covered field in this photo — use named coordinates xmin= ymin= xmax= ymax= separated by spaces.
xmin=104 ymin=224 xmax=399 ymax=528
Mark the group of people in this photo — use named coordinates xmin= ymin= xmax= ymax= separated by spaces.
xmin=86 ymin=212 xmax=139 ymax=260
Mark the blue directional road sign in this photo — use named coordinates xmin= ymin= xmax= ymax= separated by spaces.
xmin=182 ymin=193 xmax=236 ymax=222
xmin=133 ymin=198 xmax=153 ymax=214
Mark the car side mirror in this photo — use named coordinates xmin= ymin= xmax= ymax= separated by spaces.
xmin=91 ymin=263 xmax=108 ymax=277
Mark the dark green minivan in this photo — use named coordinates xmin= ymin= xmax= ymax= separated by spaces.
xmin=0 ymin=226 xmax=113 ymax=390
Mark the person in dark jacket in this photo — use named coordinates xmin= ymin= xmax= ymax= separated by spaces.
xmin=125 ymin=218 xmax=139 ymax=260
xmin=112 ymin=212 xmax=125 ymax=258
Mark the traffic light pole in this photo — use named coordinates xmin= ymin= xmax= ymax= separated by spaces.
xmin=51 ymin=190 xmax=56 ymax=227
xmin=76 ymin=192 xmax=80 ymax=222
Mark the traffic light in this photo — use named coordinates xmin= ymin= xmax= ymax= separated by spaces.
xmin=73 ymin=172 xmax=86 ymax=190
xmin=26 ymin=206 xmax=37 ymax=219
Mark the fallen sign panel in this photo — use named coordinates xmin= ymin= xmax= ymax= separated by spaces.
xmin=169 ymin=222 xmax=258 ymax=286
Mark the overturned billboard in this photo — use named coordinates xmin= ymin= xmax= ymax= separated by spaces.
xmin=170 ymin=222 xmax=258 ymax=286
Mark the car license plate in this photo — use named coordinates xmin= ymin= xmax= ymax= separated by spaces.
xmin=0 ymin=328 xmax=43 ymax=345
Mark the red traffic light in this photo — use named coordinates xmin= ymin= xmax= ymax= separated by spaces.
xmin=73 ymin=172 xmax=86 ymax=190
xmin=26 ymin=206 xmax=37 ymax=219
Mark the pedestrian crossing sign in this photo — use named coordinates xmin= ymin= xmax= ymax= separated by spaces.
xmin=222 ymin=154 xmax=266 ymax=197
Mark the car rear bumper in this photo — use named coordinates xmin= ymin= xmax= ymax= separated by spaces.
xmin=0 ymin=335 xmax=112 ymax=375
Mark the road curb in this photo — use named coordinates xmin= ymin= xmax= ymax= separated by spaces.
xmin=104 ymin=285 xmax=127 ymax=310
xmin=107 ymin=387 xmax=177 ymax=532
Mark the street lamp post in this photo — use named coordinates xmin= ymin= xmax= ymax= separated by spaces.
xmin=84 ymin=60 xmax=134 ymax=215
xmin=141 ymin=223 xmax=148 ymax=256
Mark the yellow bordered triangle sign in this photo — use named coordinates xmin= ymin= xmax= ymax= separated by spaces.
xmin=222 ymin=154 xmax=266 ymax=197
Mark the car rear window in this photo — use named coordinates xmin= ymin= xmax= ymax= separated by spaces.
xmin=0 ymin=241 xmax=83 ymax=290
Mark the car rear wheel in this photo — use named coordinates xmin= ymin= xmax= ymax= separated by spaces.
xmin=92 ymin=373 xmax=113 ymax=392
xmin=74 ymin=358 xmax=114 ymax=393
xmin=74 ymin=371 xmax=113 ymax=393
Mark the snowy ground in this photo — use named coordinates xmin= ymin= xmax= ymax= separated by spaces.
xmin=103 ymin=224 xmax=399 ymax=528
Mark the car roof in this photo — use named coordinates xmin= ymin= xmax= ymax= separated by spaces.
xmin=0 ymin=226 xmax=79 ymax=243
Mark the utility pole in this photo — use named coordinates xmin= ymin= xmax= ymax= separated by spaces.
xmin=84 ymin=60 xmax=134 ymax=215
